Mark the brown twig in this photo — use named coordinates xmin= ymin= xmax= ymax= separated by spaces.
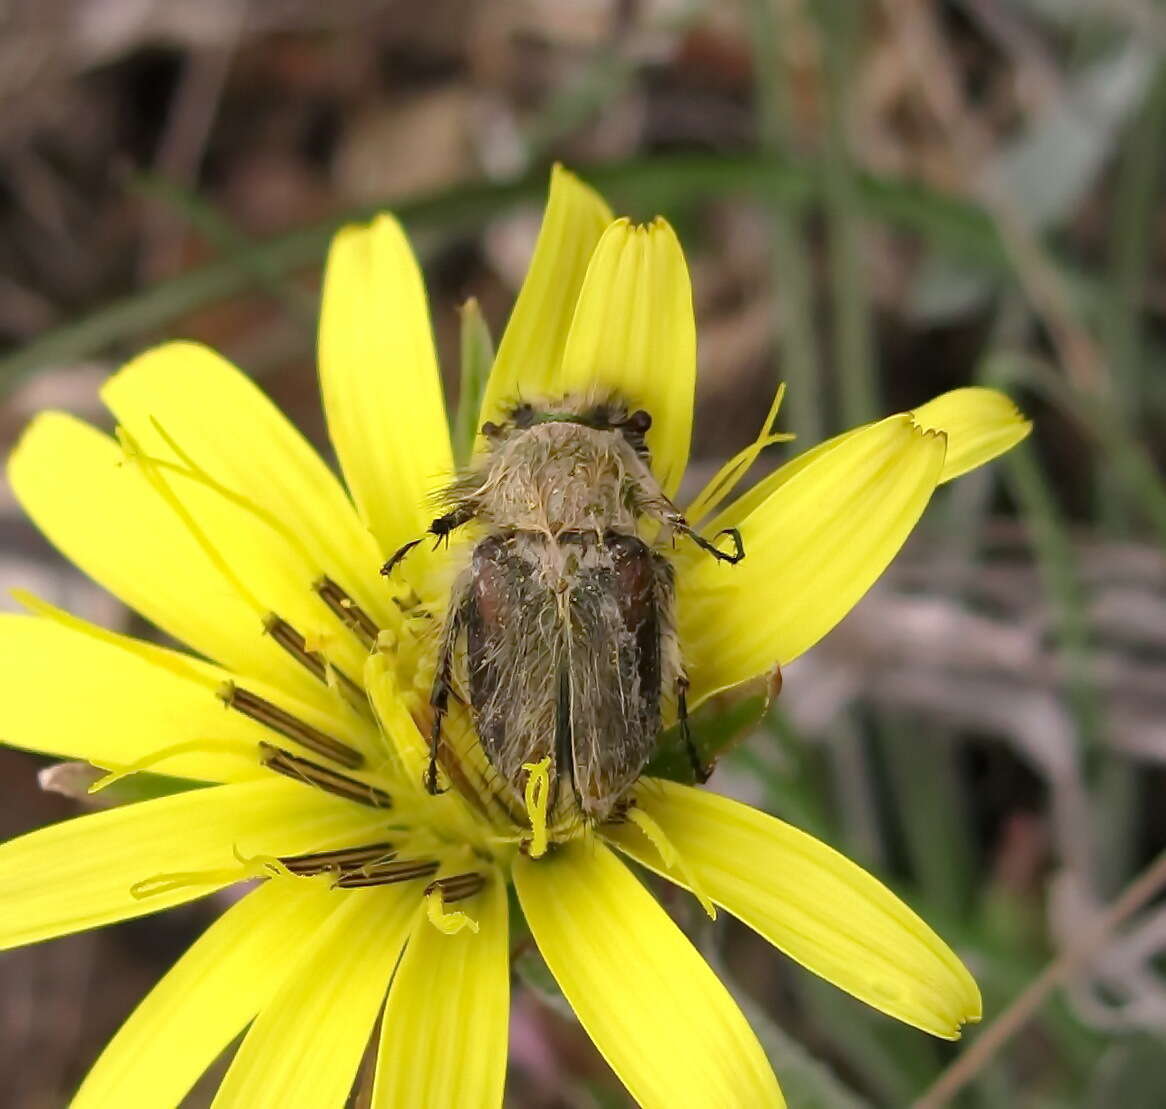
xmin=913 ymin=850 xmax=1166 ymax=1106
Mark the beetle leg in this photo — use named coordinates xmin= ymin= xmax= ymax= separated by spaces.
xmin=677 ymin=674 xmax=711 ymax=783
xmin=382 ymin=503 xmax=477 ymax=577
xmin=674 ymin=522 xmax=745 ymax=564
xmin=426 ymin=594 xmax=472 ymax=795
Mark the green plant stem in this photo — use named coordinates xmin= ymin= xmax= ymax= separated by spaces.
xmin=1096 ymin=62 xmax=1166 ymax=536
xmin=992 ymin=351 xmax=1166 ymax=552
xmin=1106 ymin=62 xmax=1166 ymax=421
xmin=1087 ymin=67 xmax=1166 ymax=878
xmin=828 ymin=709 xmax=885 ymax=870
xmin=879 ymin=717 xmax=974 ymax=920
xmin=1094 ymin=759 xmax=1141 ymax=896
xmin=798 ymin=976 xmax=938 ymax=1105
xmin=1 ymin=153 xmax=1080 ymax=392
xmin=524 ymin=50 xmax=637 ymax=158
xmin=1005 ymin=445 xmax=1100 ymax=753
xmin=747 ymin=0 xmax=824 ymax=444
xmin=735 ymin=711 xmax=834 ymax=842
xmin=818 ymin=0 xmax=879 ymax=426
xmin=126 ymin=172 xmax=318 ymax=328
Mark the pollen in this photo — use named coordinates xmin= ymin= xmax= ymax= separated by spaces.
xmin=522 ymin=756 xmax=552 ymax=858
xmin=425 ymin=876 xmax=483 ymax=934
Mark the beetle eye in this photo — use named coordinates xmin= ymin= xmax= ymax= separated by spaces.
xmin=481 ymin=421 xmax=501 ymax=438
xmin=626 ymin=410 xmax=652 ymax=434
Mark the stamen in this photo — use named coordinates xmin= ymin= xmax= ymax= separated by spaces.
xmin=88 ymin=738 xmax=257 ymax=793
xmin=130 ymin=845 xmax=306 ymax=901
xmin=130 ymin=846 xmax=284 ymax=900
xmin=119 ymin=429 xmax=268 ymax=617
xmin=425 ymin=873 xmax=485 ymax=934
xmin=625 ymin=804 xmax=717 ymax=920
xmin=143 ymin=419 xmax=390 ymax=666
xmin=334 ymin=858 xmax=440 ymax=889
xmin=220 ymin=682 xmax=364 ymax=769
xmin=259 ymin=742 xmax=392 ymax=808
xmin=314 ymin=576 xmax=380 ymax=650
xmin=263 ymin=613 xmax=368 ymax=712
xmin=279 ymin=842 xmax=397 ymax=876
xmin=131 ymin=867 xmax=250 ymax=900
xmin=146 ymin=417 xmax=325 ymax=581
xmin=522 ymin=756 xmax=552 ymax=859
xmin=685 ymin=382 xmax=793 ymax=525
xmin=12 ymin=589 xmax=217 ymax=690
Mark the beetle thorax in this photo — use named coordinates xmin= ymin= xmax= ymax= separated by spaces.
xmin=477 ymin=422 xmax=638 ymax=536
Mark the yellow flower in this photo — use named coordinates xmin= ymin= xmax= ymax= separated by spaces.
xmin=0 ymin=166 xmax=1030 ymax=1108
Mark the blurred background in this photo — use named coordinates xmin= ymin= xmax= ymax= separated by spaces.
xmin=2 ymin=0 xmax=1166 ymax=1105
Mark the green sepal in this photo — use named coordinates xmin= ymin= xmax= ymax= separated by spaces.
xmin=646 ymin=670 xmax=780 ymax=783
xmin=452 ymin=297 xmax=495 ymax=467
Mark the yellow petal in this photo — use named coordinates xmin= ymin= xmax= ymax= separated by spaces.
xmin=8 ymin=412 xmax=357 ymax=708
xmin=478 ymin=165 xmax=612 ymax=430
xmin=558 ymin=218 xmax=696 ymax=495
xmin=0 ymin=612 xmax=265 ymax=781
xmin=0 ymin=778 xmax=377 ymax=950
xmin=513 ymin=840 xmax=784 ymax=1108
xmin=318 ymin=214 xmax=453 ymax=564
xmin=362 ymin=651 xmax=486 ymax=840
xmin=6 ymin=592 xmax=384 ymax=771
xmin=911 ymin=387 xmax=1032 ymax=483
xmin=708 ymin=387 xmax=1029 ymax=533
xmin=363 ymin=648 xmax=432 ymax=787
xmin=680 ymin=415 xmax=946 ymax=703
xmin=74 ymin=877 xmax=340 ymax=1109
xmin=102 ymin=341 xmax=388 ymax=625
xmin=608 ymin=782 xmax=981 ymax=1039
xmin=373 ymin=868 xmax=509 ymax=1108
xmin=214 ymin=884 xmax=417 ymax=1109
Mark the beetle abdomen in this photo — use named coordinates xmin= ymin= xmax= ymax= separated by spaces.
xmin=464 ymin=531 xmax=666 ymax=824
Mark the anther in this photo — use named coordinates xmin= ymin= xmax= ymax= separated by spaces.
xmin=220 ymin=683 xmax=364 ymax=769
xmin=313 ymin=576 xmax=380 ymax=650
xmin=278 ymin=842 xmax=397 ymax=877
xmin=263 ymin=614 xmax=368 ymax=711
xmin=259 ymin=742 xmax=392 ymax=808
xmin=425 ymin=871 xmax=486 ymax=904
xmin=334 ymin=858 xmax=440 ymax=889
